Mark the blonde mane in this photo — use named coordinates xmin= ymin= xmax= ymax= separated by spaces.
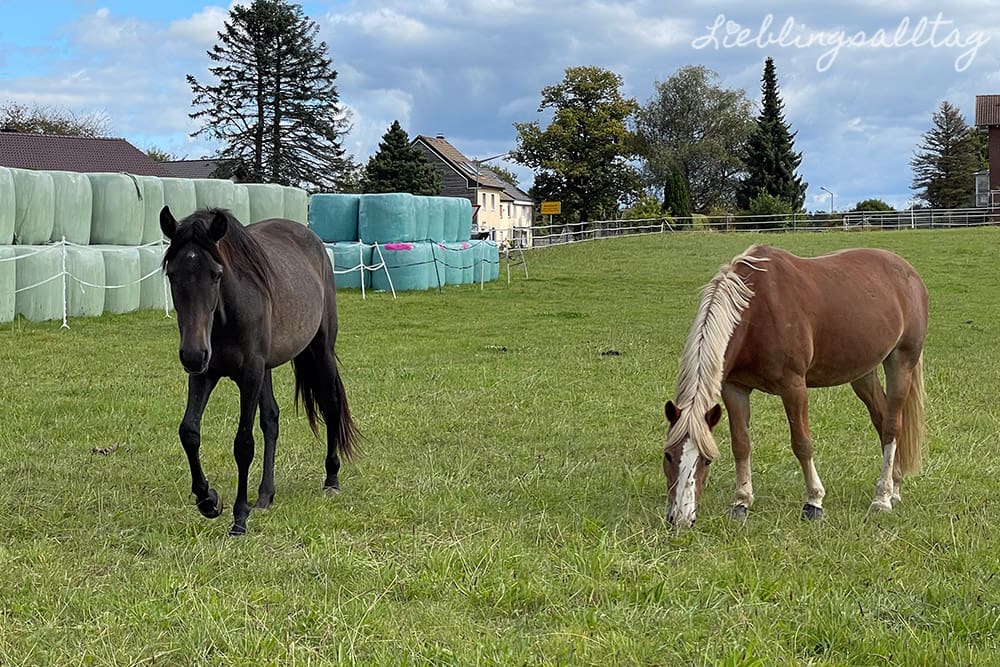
xmin=667 ymin=246 xmax=769 ymax=459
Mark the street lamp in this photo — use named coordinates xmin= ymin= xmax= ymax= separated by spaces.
xmin=820 ymin=186 xmax=835 ymax=214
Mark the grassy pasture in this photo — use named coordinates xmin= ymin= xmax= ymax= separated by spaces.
xmin=1 ymin=228 xmax=999 ymax=665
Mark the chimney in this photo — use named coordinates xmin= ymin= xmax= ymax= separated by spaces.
xmin=435 ymin=133 xmax=444 ymax=139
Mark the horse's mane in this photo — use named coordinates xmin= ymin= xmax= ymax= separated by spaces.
xmin=163 ymin=208 xmax=276 ymax=301
xmin=667 ymin=245 xmax=770 ymax=459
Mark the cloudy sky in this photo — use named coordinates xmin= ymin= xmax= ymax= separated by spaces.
xmin=1 ymin=0 xmax=998 ymax=210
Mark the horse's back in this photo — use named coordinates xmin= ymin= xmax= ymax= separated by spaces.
xmin=247 ymin=218 xmax=335 ymax=366
xmin=729 ymin=245 xmax=927 ymax=388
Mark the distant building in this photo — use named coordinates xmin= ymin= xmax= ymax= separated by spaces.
xmin=0 ymin=130 xmax=168 ymax=176
xmin=974 ymin=95 xmax=1000 ymax=207
xmin=412 ymin=134 xmax=534 ymax=244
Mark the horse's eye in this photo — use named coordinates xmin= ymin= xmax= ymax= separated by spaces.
xmin=664 ymin=452 xmax=673 ymax=464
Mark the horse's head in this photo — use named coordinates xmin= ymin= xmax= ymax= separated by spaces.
xmin=160 ymin=206 xmax=229 ymax=374
xmin=663 ymin=400 xmax=722 ymax=528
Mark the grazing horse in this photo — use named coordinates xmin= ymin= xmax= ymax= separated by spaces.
xmin=663 ymin=244 xmax=927 ymax=528
xmin=160 ymin=207 xmax=359 ymax=535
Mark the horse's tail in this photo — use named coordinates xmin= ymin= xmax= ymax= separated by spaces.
xmin=292 ymin=352 xmax=362 ymax=462
xmin=896 ymin=353 xmax=926 ymax=476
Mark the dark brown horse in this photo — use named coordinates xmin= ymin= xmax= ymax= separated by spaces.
xmin=663 ymin=244 xmax=927 ymax=528
xmin=160 ymin=207 xmax=359 ymax=535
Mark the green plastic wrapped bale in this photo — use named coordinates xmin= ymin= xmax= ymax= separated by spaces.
xmin=161 ymin=178 xmax=197 ymax=221
xmin=245 ymin=183 xmax=286 ymax=223
xmin=11 ymin=168 xmax=55 ymax=245
xmin=370 ymin=242 xmax=433 ymax=292
xmin=49 ymin=171 xmax=93 ymax=245
xmin=470 ymin=240 xmax=500 ymax=283
xmin=434 ymin=241 xmax=473 ymax=286
xmin=441 ymin=197 xmax=461 ymax=243
xmin=232 ymin=184 xmax=251 ymax=225
xmin=137 ymin=176 xmax=165 ymax=244
xmin=413 ymin=196 xmax=430 ymax=241
xmin=0 ymin=247 xmax=15 ymax=322
xmin=426 ymin=196 xmax=445 ymax=242
xmin=359 ymin=193 xmax=416 ymax=243
xmin=0 ymin=167 xmax=14 ymax=245
xmin=310 ymin=194 xmax=359 ymax=242
xmin=97 ymin=246 xmax=141 ymax=314
xmin=14 ymin=245 xmax=63 ymax=321
xmin=324 ymin=242 xmax=372 ymax=290
xmin=454 ymin=197 xmax=473 ymax=242
xmin=283 ymin=186 xmax=309 ymax=225
xmin=194 ymin=178 xmax=237 ymax=215
xmin=139 ymin=245 xmax=170 ymax=311
xmin=65 ymin=246 xmax=105 ymax=317
xmin=87 ymin=173 xmax=143 ymax=245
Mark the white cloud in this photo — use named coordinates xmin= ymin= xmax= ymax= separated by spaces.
xmin=168 ymin=6 xmax=230 ymax=45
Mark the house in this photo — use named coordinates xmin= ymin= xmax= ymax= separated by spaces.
xmin=411 ymin=134 xmax=534 ymax=243
xmin=159 ymin=159 xmax=226 ymax=179
xmin=0 ymin=130 xmax=170 ymax=176
xmin=975 ymin=94 xmax=1000 ymax=207
xmin=481 ymin=166 xmax=534 ymax=247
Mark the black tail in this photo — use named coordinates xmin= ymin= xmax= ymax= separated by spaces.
xmin=292 ymin=352 xmax=361 ymax=461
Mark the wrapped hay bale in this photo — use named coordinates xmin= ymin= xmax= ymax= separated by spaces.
xmin=65 ymin=246 xmax=105 ymax=317
xmin=245 ymin=183 xmax=286 ymax=223
xmin=370 ymin=242 xmax=433 ymax=292
xmin=87 ymin=173 xmax=143 ymax=245
xmin=0 ymin=247 xmax=15 ymax=322
xmin=49 ymin=171 xmax=93 ymax=245
xmin=471 ymin=240 xmax=501 ymax=283
xmin=232 ymin=184 xmax=251 ymax=225
xmin=14 ymin=245 xmax=63 ymax=321
xmin=194 ymin=178 xmax=237 ymax=214
xmin=161 ymin=178 xmax=197 ymax=221
xmin=455 ymin=197 xmax=473 ymax=242
xmin=0 ymin=166 xmax=14 ymax=245
xmin=426 ymin=196 xmax=446 ymax=243
xmin=359 ymin=193 xmax=416 ymax=243
xmin=139 ymin=245 xmax=170 ymax=311
xmin=137 ymin=176 xmax=165 ymax=244
xmin=436 ymin=241 xmax=473 ymax=285
xmin=11 ymin=168 xmax=55 ymax=245
xmin=97 ymin=246 xmax=141 ymax=314
xmin=283 ymin=186 xmax=309 ymax=225
xmin=441 ymin=197 xmax=461 ymax=243
xmin=413 ymin=195 xmax=430 ymax=241
xmin=324 ymin=242 xmax=372 ymax=290
xmin=310 ymin=194 xmax=360 ymax=242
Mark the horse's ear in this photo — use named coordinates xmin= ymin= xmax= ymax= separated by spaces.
xmin=160 ymin=206 xmax=177 ymax=239
xmin=665 ymin=401 xmax=681 ymax=425
xmin=705 ymin=404 xmax=723 ymax=429
xmin=209 ymin=210 xmax=229 ymax=242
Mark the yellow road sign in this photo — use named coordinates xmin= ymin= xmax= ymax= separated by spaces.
xmin=540 ymin=201 xmax=561 ymax=215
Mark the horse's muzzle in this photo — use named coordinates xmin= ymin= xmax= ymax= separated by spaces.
xmin=179 ymin=348 xmax=210 ymax=374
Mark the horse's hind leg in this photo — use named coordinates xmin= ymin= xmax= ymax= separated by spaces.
xmin=780 ymin=381 xmax=826 ymax=520
xmin=255 ymin=369 xmax=278 ymax=510
xmin=850 ymin=371 xmax=902 ymax=506
xmin=870 ymin=351 xmax=919 ymax=512
xmin=722 ymin=381 xmax=753 ymax=521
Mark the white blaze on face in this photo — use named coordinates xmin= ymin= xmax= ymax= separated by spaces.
xmin=674 ymin=437 xmax=701 ymax=528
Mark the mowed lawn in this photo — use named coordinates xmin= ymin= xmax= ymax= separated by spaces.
xmin=1 ymin=228 xmax=998 ymax=665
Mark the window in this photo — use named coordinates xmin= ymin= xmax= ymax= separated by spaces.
xmin=490 ymin=193 xmax=495 ymax=210
xmin=482 ymin=193 xmax=487 ymax=206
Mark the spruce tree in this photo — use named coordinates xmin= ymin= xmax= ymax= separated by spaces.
xmin=910 ymin=101 xmax=979 ymax=208
xmin=360 ymin=121 xmax=441 ymax=195
xmin=662 ymin=166 xmax=691 ymax=222
xmin=187 ymin=0 xmax=352 ymax=191
xmin=737 ymin=57 xmax=807 ymax=212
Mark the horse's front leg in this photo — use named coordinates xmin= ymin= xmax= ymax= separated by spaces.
xmin=781 ymin=382 xmax=826 ymax=520
xmin=722 ymin=382 xmax=753 ymax=522
xmin=231 ymin=366 xmax=265 ymax=536
xmin=179 ymin=373 xmax=223 ymax=518
xmin=255 ymin=368 xmax=278 ymax=510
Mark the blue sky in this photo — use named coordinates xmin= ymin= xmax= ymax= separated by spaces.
xmin=1 ymin=0 xmax=998 ymax=210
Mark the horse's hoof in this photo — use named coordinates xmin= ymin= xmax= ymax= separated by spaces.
xmin=801 ymin=504 xmax=824 ymax=521
xmin=323 ymin=485 xmax=341 ymax=497
xmin=869 ymin=500 xmax=893 ymax=513
xmin=229 ymin=523 xmax=247 ymax=537
xmin=254 ymin=494 xmax=274 ymax=510
xmin=197 ymin=489 xmax=223 ymax=519
xmin=728 ymin=505 xmax=749 ymax=522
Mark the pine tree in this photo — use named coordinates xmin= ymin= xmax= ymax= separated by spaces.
xmin=662 ymin=166 xmax=691 ymax=222
xmin=737 ymin=57 xmax=807 ymax=212
xmin=360 ymin=121 xmax=441 ymax=195
xmin=187 ymin=0 xmax=352 ymax=192
xmin=910 ymin=101 xmax=979 ymax=208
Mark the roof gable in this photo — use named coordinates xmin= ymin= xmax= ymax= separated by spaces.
xmin=0 ymin=131 xmax=169 ymax=176
xmin=413 ymin=134 xmax=510 ymax=190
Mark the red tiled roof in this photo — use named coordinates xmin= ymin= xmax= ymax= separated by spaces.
xmin=159 ymin=159 xmax=225 ymax=179
xmin=413 ymin=135 xmax=510 ymax=190
xmin=0 ymin=131 xmax=169 ymax=176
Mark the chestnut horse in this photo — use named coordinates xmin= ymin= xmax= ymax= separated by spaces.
xmin=663 ymin=244 xmax=927 ymax=528
xmin=160 ymin=207 xmax=359 ymax=535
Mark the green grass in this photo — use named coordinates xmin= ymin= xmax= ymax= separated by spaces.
xmin=1 ymin=228 xmax=999 ymax=665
